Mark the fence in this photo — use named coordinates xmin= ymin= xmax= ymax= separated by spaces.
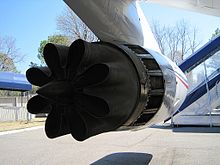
xmin=0 ymin=96 xmax=32 ymax=122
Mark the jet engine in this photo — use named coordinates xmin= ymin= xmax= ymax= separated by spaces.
xmin=26 ymin=39 xmax=186 ymax=141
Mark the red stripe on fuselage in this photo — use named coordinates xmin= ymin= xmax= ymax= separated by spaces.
xmin=176 ymin=74 xmax=189 ymax=89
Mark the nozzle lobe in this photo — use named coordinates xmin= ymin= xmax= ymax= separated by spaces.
xmin=37 ymin=81 xmax=74 ymax=104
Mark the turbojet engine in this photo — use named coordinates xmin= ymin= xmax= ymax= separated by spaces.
xmin=26 ymin=39 xmax=186 ymax=141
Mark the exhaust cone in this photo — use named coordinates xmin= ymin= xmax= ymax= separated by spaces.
xmin=26 ymin=39 xmax=141 ymax=141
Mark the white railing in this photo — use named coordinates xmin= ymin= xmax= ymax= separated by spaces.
xmin=0 ymin=96 xmax=32 ymax=122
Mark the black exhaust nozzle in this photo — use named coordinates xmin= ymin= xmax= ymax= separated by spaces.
xmin=26 ymin=39 xmax=145 ymax=141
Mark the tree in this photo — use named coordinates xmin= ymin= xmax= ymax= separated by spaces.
xmin=151 ymin=19 xmax=201 ymax=64
xmin=208 ymin=28 xmax=220 ymax=70
xmin=0 ymin=36 xmax=22 ymax=72
xmin=33 ymin=7 xmax=98 ymax=67
xmin=29 ymin=85 xmax=39 ymax=95
xmin=190 ymin=27 xmax=220 ymax=88
xmin=151 ymin=20 xmax=167 ymax=55
xmin=0 ymin=53 xmax=16 ymax=72
xmin=0 ymin=36 xmax=22 ymax=96
xmin=36 ymin=35 xmax=71 ymax=65
xmin=56 ymin=7 xmax=97 ymax=42
xmin=211 ymin=28 xmax=220 ymax=39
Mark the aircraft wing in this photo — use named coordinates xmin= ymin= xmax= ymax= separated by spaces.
xmin=145 ymin=0 xmax=220 ymax=17
xmin=64 ymin=0 xmax=161 ymax=53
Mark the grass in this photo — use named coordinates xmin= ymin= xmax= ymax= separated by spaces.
xmin=0 ymin=118 xmax=46 ymax=132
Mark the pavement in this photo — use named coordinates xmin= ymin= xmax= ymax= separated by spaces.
xmin=0 ymin=124 xmax=220 ymax=165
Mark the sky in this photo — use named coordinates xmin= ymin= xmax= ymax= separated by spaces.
xmin=0 ymin=0 xmax=220 ymax=74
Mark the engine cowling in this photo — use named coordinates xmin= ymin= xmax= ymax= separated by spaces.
xmin=26 ymin=39 xmax=186 ymax=141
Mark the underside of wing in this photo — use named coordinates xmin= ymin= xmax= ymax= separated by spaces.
xmin=145 ymin=0 xmax=220 ymax=17
xmin=64 ymin=0 xmax=161 ymax=52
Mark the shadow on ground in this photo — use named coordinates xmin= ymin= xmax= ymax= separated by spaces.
xmin=150 ymin=124 xmax=220 ymax=133
xmin=172 ymin=126 xmax=220 ymax=133
xmin=150 ymin=124 xmax=172 ymax=130
xmin=91 ymin=152 xmax=153 ymax=165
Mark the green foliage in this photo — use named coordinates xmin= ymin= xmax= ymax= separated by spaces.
xmin=0 ymin=90 xmax=22 ymax=96
xmin=0 ymin=36 xmax=20 ymax=73
xmin=37 ymin=35 xmax=71 ymax=65
xmin=211 ymin=28 xmax=220 ymax=39
xmin=30 ymin=85 xmax=39 ymax=94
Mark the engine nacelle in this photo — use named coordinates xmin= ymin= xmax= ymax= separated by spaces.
xmin=26 ymin=39 xmax=187 ymax=141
